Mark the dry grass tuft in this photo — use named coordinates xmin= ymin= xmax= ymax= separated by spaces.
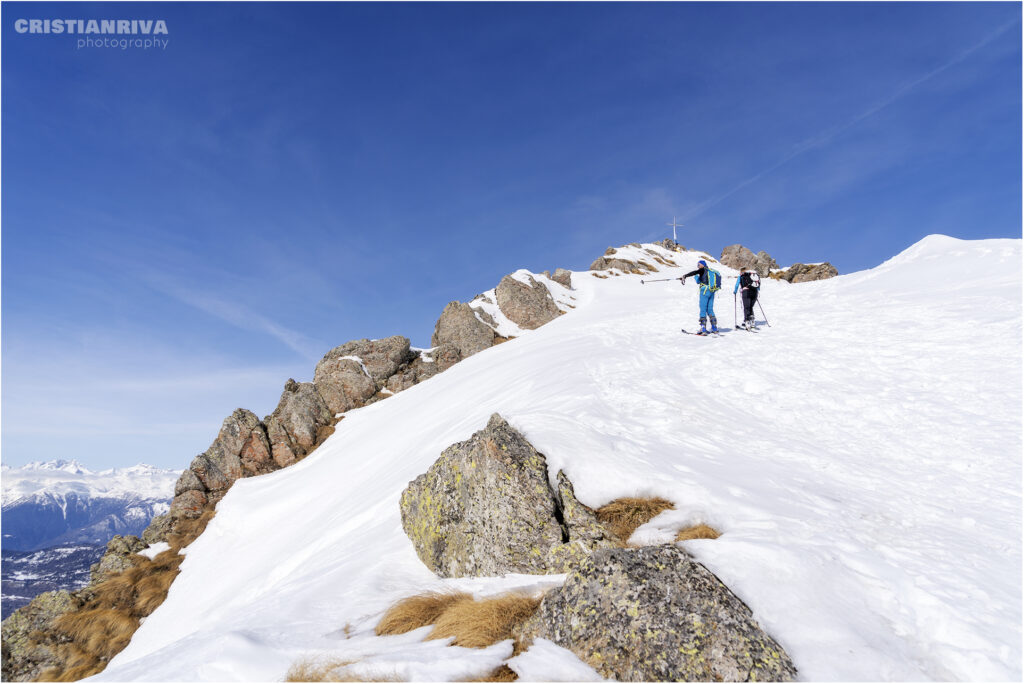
xmin=596 ymin=497 xmax=676 ymax=544
xmin=675 ymin=524 xmax=721 ymax=541
xmin=284 ymin=658 xmax=399 ymax=682
xmin=427 ymin=593 xmax=541 ymax=649
xmin=52 ymin=608 xmax=138 ymax=661
xmin=375 ymin=591 xmax=473 ymax=636
xmin=467 ymin=664 xmax=519 ymax=682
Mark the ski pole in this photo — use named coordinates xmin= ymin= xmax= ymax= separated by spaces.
xmin=640 ymin=277 xmax=682 ymax=285
xmin=757 ymin=299 xmax=771 ymax=327
xmin=733 ymin=292 xmax=737 ymax=328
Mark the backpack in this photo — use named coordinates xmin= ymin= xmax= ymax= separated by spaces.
xmin=741 ymin=272 xmax=761 ymax=290
xmin=706 ymin=269 xmax=721 ymax=293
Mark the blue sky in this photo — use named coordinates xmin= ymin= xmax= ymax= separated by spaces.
xmin=2 ymin=2 xmax=1020 ymax=470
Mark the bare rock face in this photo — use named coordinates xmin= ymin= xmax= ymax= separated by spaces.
xmin=89 ymin=535 xmax=147 ymax=584
xmin=654 ymin=238 xmax=685 ymax=252
xmin=431 ymin=301 xmax=495 ymax=360
xmin=589 ymin=256 xmax=644 ymax=273
xmin=516 ymin=545 xmax=798 ymax=682
xmin=170 ymin=409 xmax=267 ymax=516
xmin=495 ymin=274 xmax=561 ymax=330
xmin=264 ymin=380 xmax=333 ymax=467
xmin=720 ymin=245 xmax=779 ymax=277
xmin=399 ymin=414 xmax=616 ymax=578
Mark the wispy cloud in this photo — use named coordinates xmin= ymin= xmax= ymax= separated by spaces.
xmin=682 ymin=17 xmax=1020 ymax=222
xmin=144 ymin=274 xmax=325 ymax=361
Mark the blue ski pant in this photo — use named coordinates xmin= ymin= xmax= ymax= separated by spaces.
xmin=699 ymin=291 xmax=717 ymax=324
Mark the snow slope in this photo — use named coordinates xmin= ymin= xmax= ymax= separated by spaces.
xmin=91 ymin=235 xmax=1021 ymax=682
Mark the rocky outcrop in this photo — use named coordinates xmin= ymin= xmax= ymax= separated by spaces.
xmin=772 ymin=262 xmax=839 ymax=283
xmin=400 ymin=414 xmax=616 ymax=578
xmin=0 ymin=590 xmax=73 ymax=682
xmin=431 ymin=301 xmax=496 ymax=361
xmin=720 ymin=245 xmax=779 ymax=276
xmin=542 ymin=268 xmax=573 ymax=289
xmin=88 ymin=535 xmax=147 ymax=584
xmin=517 ymin=545 xmax=797 ymax=682
xmin=264 ymin=380 xmax=334 ymax=468
xmin=495 ymin=274 xmax=562 ymax=331
xmin=314 ymin=337 xmax=415 ymax=414
xmin=654 ymin=238 xmax=685 ymax=252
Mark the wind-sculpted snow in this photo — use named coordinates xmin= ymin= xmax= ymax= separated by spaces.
xmin=93 ymin=236 xmax=1021 ymax=682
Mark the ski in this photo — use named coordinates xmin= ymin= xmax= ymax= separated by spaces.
xmin=735 ymin=325 xmax=760 ymax=332
xmin=681 ymin=328 xmax=721 ymax=337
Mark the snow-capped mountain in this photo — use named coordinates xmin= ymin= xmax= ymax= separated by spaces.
xmin=88 ymin=235 xmax=1020 ymax=682
xmin=1 ymin=461 xmax=180 ymax=551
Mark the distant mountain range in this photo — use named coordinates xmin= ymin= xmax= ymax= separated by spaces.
xmin=2 ymin=460 xmax=180 ymax=551
xmin=1 ymin=460 xmax=180 ymax=617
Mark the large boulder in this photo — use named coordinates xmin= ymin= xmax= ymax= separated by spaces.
xmin=495 ymin=274 xmax=561 ymax=330
xmin=720 ymin=245 xmax=778 ymax=277
xmin=431 ymin=301 xmax=495 ymax=360
xmin=517 ymin=545 xmax=798 ymax=682
xmin=399 ymin=414 xmax=615 ymax=578
xmin=1 ymin=590 xmax=75 ymax=682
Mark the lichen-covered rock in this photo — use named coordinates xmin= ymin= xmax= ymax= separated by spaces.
xmin=399 ymin=414 xmax=615 ymax=578
xmin=720 ymin=245 xmax=779 ymax=277
xmin=1 ymin=590 xmax=75 ymax=682
xmin=431 ymin=301 xmax=495 ymax=360
xmin=89 ymin=535 xmax=147 ymax=584
xmin=516 ymin=545 xmax=797 ymax=682
xmin=386 ymin=354 xmax=441 ymax=393
xmin=173 ymin=468 xmax=205 ymax=497
xmin=430 ymin=343 xmax=463 ymax=373
xmin=495 ymin=274 xmax=561 ymax=330
xmin=141 ymin=514 xmax=174 ymax=545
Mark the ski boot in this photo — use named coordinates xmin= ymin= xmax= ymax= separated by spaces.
xmin=710 ymin=317 xmax=719 ymax=334
xmin=698 ymin=319 xmax=708 ymax=335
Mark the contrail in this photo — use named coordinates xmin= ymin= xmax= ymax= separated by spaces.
xmin=683 ymin=17 xmax=1020 ymax=221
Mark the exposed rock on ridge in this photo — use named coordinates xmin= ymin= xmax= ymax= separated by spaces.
xmin=516 ymin=545 xmax=798 ymax=682
xmin=771 ymin=262 xmax=839 ymax=283
xmin=399 ymin=414 xmax=617 ymax=577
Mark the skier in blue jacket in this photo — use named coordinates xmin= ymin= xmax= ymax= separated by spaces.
xmin=681 ymin=260 xmax=720 ymax=334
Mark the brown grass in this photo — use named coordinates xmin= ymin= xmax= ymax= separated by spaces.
xmin=52 ymin=609 xmax=138 ymax=661
xmin=591 ymin=273 xmax=608 ymax=279
xmin=375 ymin=591 xmax=472 ymax=636
xmin=466 ymin=665 xmax=519 ymax=682
xmin=36 ymin=510 xmax=217 ymax=681
xmin=284 ymin=658 xmax=398 ymax=682
xmin=492 ymin=335 xmax=515 ymax=345
xmin=596 ymin=497 xmax=676 ymax=543
xmin=675 ymin=524 xmax=721 ymax=541
xmin=426 ymin=594 xmax=541 ymax=649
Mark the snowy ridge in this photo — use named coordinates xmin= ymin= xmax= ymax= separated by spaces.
xmin=93 ymin=236 xmax=1021 ymax=682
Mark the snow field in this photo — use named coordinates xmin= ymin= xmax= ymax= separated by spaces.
xmin=91 ymin=236 xmax=1021 ymax=682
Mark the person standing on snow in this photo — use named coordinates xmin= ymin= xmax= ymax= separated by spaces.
xmin=734 ymin=270 xmax=761 ymax=329
xmin=681 ymin=259 xmax=722 ymax=334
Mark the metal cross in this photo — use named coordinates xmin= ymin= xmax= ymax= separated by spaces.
xmin=666 ymin=216 xmax=683 ymax=242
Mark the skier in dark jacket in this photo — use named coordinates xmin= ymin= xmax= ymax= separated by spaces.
xmin=681 ymin=260 xmax=720 ymax=334
xmin=734 ymin=270 xmax=760 ymax=329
